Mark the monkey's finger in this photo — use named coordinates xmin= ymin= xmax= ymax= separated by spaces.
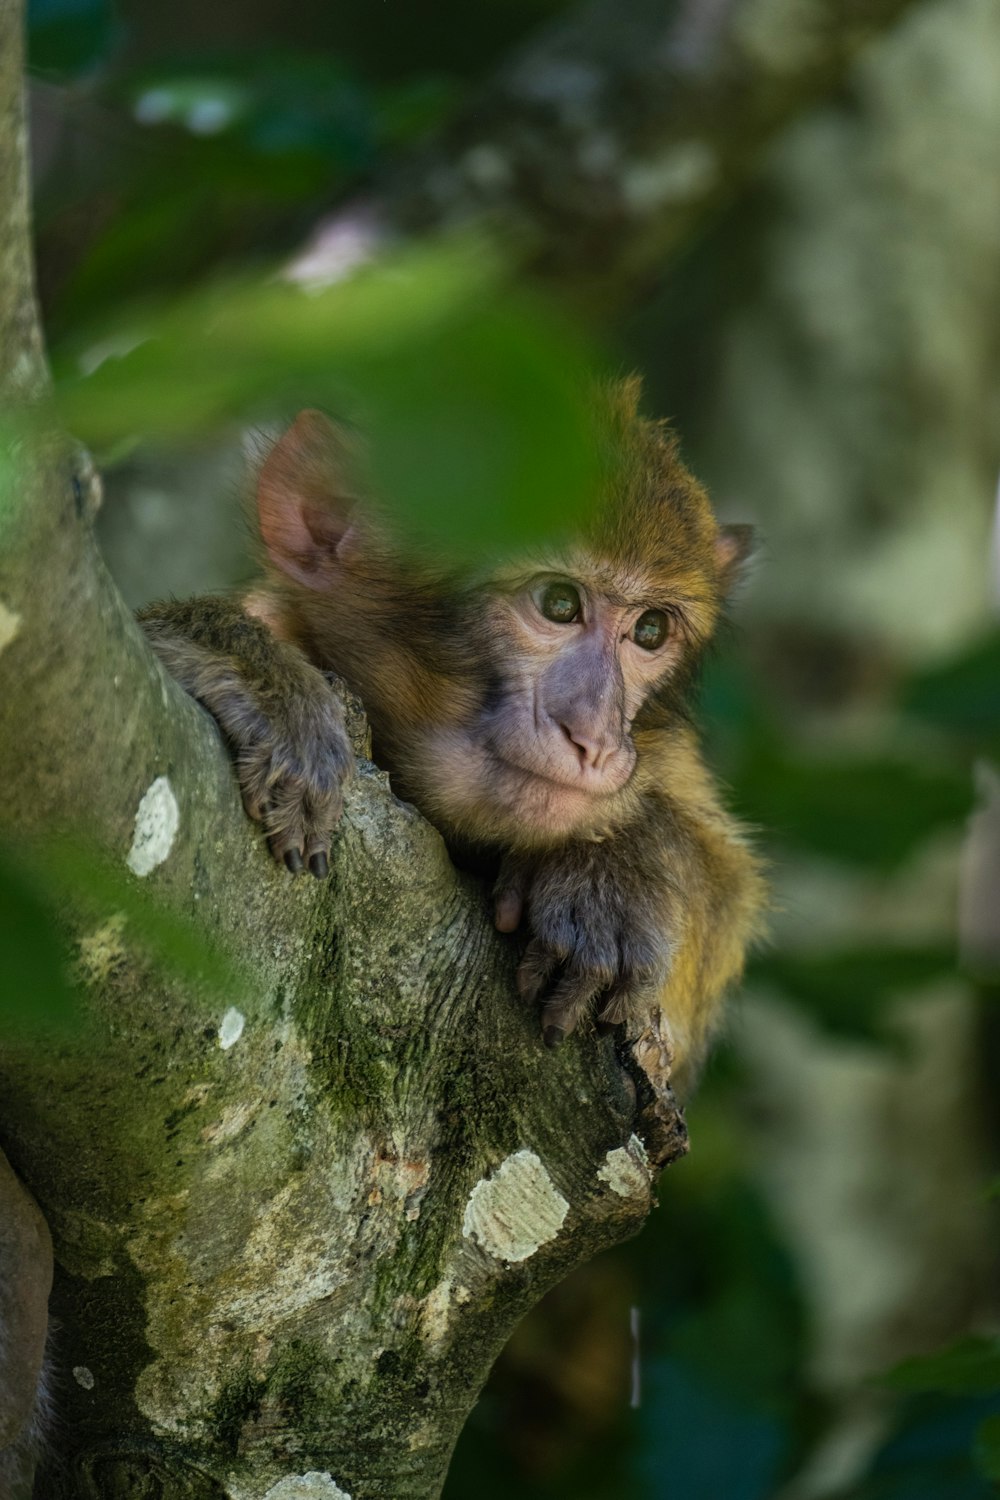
xmin=493 ymin=857 xmax=528 ymax=933
xmin=540 ymin=970 xmax=605 ymax=1047
xmin=494 ymin=888 xmax=523 ymax=933
xmin=260 ymin=786 xmax=310 ymax=873
xmin=516 ymin=941 xmax=560 ymax=1004
xmin=238 ymin=764 xmax=269 ymax=823
xmin=597 ymin=976 xmax=657 ymax=1028
xmin=303 ymin=828 xmax=332 ymax=880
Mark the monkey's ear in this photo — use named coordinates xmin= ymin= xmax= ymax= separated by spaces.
xmin=714 ymin=524 xmax=755 ymax=594
xmin=257 ymin=410 xmax=363 ymax=590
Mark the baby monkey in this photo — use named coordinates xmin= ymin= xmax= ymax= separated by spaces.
xmin=140 ymin=380 xmax=764 ymax=1079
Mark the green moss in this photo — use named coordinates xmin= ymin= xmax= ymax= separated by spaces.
xmin=268 ymin=1340 xmax=337 ymax=1428
xmin=209 ymin=1366 xmax=262 ymax=1456
xmin=293 ymin=915 xmax=395 ymax=1132
xmin=368 ymin=1334 xmax=425 ymax=1403
xmin=370 ymin=1206 xmax=454 ymax=1313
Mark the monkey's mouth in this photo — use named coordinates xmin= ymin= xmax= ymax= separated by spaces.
xmin=489 ymin=749 xmax=629 ymax=799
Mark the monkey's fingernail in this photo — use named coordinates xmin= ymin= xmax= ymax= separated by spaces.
xmin=543 ymin=1024 xmax=566 ymax=1049
xmin=309 ymin=851 xmax=329 ymax=879
xmin=284 ymin=848 xmax=304 ymax=874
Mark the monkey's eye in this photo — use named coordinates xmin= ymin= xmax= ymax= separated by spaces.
xmin=538 ymin=581 xmax=581 ymax=624
xmin=632 ymin=609 xmax=670 ymax=651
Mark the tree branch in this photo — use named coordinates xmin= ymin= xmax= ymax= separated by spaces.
xmin=0 ymin=5 xmax=684 ymax=1496
xmin=0 ymin=0 xmax=46 ymax=402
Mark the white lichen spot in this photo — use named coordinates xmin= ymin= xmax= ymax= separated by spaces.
xmin=72 ymin=1365 xmax=95 ymax=1390
xmin=623 ymin=140 xmax=717 ymax=212
xmin=126 ymin=776 xmax=179 ymax=877
xmin=421 ymin=1277 xmax=455 ymax=1347
xmin=263 ymin=1473 xmax=352 ymax=1499
xmin=598 ymin=1134 xmax=652 ymax=1199
xmin=462 ymin=1150 xmax=568 ymax=1264
xmin=0 ymin=600 xmax=21 ymax=654
xmin=218 ymin=1007 xmax=245 ymax=1050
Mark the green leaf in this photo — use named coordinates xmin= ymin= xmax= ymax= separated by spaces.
xmin=350 ymin=299 xmax=598 ymax=558
xmin=902 ymin=632 xmax=1000 ymax=741
xmin=52 ymin=238 xmax=601 ymax=557
xmin=2 ymin=836 xmax=244 ymax=1016
xmin=0 ymin=850 xmax=79 ymax=1031
xmin=750 ymin=947 xmax=956 ymax=1041
xmin=878 ymin=1338 xmax=1000 ymax=1396
xmin=973 ymin=1413 xmax=1000 ymax=1483
xmin=42 ymin=837 xmax=245 ymax=1002
xmin=29 ymin=0 xmax=115 ymax=77
xmin=734 ymin=741 xmax=973 ymax=870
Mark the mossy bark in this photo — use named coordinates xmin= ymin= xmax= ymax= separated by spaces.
xmin=0 ymin=400 xmax=683 ymax=1500
xmin=0 ymin=0 xmax=46 ymax=404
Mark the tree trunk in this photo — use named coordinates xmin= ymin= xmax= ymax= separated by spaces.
xmin=0 ymin=4 xmax=683 ymax=1497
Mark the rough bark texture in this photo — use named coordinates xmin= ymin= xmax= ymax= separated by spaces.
xmin=0 ymin=0 xmax=47 ymax=403
xmin=0 ymin=6 xmax=685 ymax=1497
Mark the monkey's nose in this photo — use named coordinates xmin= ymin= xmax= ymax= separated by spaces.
xmin=559 ymin=721 xmax=615 ymax=772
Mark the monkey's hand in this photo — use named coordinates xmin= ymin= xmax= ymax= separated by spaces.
xmin=139 ymin=598 xmax=354 ymax=877
xmin=493 ymin=834 xmax=675 ymax=1047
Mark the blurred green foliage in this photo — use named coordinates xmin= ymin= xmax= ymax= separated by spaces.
xmin=846 ymin=1396 xmax=997 ymax=1500
xmin=29 ymin=0 xmax=117 ymax=76
xmin=0 ymin=834 xmax=244 ymax=1033
xmin=52 ymin=238 xmax=601 ymax=556
xmin=903 ymin=630 xmax=1000 ymax=749
xmin=749 ymin=946 xmax=956 ymax=1043
xmin=880 ymin=1337 xmax=1000 ymax=1397
xmin=0 ymin=848 xmax=79 ymax=1030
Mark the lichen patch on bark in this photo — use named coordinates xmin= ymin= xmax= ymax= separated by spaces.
xmin=218 ymin=1007 xmax=245 ymax=1050
xmin=597 ymin=1134 xmax=652 ymax=1200
xmin=461 ymin=1149 xmax=569 ymax=1264
xmin=262 ymin=1473 xmax=352 ymax=1499
xmin=126 ymin=774 xmax=179 ymax=876
xmin=0 ymin=599 xmax=21 ymax=652
xmin=419 ymin=1274 xmax=471 ymax=1348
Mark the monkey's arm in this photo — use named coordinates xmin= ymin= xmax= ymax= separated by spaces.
xmin=138 ymin=597 xmax=354 ymax=874
xmin=494 ymin=759 xmax=764 ymax=1081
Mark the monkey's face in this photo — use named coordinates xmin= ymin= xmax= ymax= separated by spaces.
xmin=399 ymin=550 xmax=703 ymax=846
xmin=255 ymin=399 xmax=751 ymax=850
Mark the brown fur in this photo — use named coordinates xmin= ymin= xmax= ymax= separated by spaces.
xmin=140 ymin=382 xmax=765 ymax=1080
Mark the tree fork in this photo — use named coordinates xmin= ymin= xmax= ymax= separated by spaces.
xmin=0 ymin=4 xmax=683 ymax=1496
